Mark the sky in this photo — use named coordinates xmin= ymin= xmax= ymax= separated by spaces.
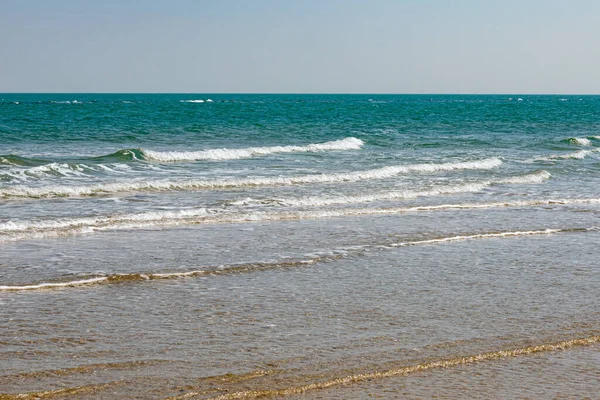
xmin=1 ymin=0 xmax=599 ymax=93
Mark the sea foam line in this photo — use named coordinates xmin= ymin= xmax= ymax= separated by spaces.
xmin=528 ymin=148 xmax=600 ymax=162
xmin=0 ymin=158 xmax=502 ymax=199
xmin=390 ymin=229 xmax=563 ymax=247
xmin=139 ymin=137 xmax=364 ymax=162
xmin=0 ymin=227 xmax=592 ymax=291
xmin=235 ymin=170 xmax=551 ymax=208
xmin=0 ymin=277 xmax=108 ymax=291
xmin=1 ymin=193 xmax=594 ymax=243
xmin=0 ymin=162 xmax=128 ymax=183
xmin=1 ymin=196 xmax=598 ymax=243
xmin=563 ymin=137 xmax=592 ymax=146
xmin=0 ymin=259 xmax=321 ymax=291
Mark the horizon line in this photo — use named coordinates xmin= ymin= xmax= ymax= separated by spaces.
xmin=1 ymin=92 xmax=599 ymax=96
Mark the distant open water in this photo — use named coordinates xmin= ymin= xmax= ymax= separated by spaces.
xmin=1 ymin=94 xmax=599 ymax=398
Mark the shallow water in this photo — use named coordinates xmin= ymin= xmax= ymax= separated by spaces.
xmin=1 ymin=94 xmax=599 ymax=398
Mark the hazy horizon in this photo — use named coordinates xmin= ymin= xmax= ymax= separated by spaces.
xmin=2 ymin=0 xmax=599 ymax=94
xmin=2 ymin=92 xmax=599 ymax=95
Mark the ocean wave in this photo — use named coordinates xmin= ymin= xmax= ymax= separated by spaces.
xmin=0 ymin=208 xmax=213 ymax=241
xmin=498 ymin=170 xmax=551 ymax=184
xmin=138 ymin=137 xmax=364 ymax=162
xmin=180 ymin=99 xmax=214 ymax=103
xmin=50 ymin=100 xmax=81 ymax=104
xmin=0 ymin=154 xmax=48 ymax=167
xmin=1 ymin=227 xmax=591 ymax=291
xmin=4 ymin=194 xmax=598 ymax=244
xmin=92 ymin=148 xmax=146 ymax=162
xmin=2 ymin=138 xmax=364 ymax=168
xmin=529 ymin=149 xmax=599 ymax=162
xmin=1 ymin=163 xmax=90 ymax=181
xmin=562 ymin=137 xmax=593 ymax=146
xmin=1 ymin=162 xmax=132 ymax=183
xmin=0 ymin=157 xmax=502 ymax=198
xmin=236 ymin=171 xmax=551 ymax=208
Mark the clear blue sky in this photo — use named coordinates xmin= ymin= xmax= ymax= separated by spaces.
xmin=1 ymin=0 xmax=599 ymax=93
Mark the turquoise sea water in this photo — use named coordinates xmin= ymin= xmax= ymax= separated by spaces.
xmin=1 ymin=94 xmax=599 ymax=398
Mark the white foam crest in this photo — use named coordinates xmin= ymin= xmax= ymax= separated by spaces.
xmin=0 ymin=277 xmax=108 ymax=291
xmin=258 ymin=182 xmax=491 ymax=208
xmin=253 ymin=171 xmax=550 ymax=208
xmin=0 ymin=162 xmax=132 ymax=183
xmin=572 ymin=137 xmax=592 ymax=146
xmin=4 ymin=174 xmax=551 ymax=239
xmin=1 ymin=197 xmax=599 ymax=242
xmin=0 ymin=208 xmax=212 ymax=234
xmin=336 ymin=158 xmax=501 ymax=179
xmin=20 ymin=163 xmax=87 ymax=178
xmin=532 ymin=149 xmax=598 ymax=162
xmin=498 ymin=170 xmax=551 ymax=184
xmin=0 ymin=157 xmax=501 ymax=198
xmin=180 ymin=99 xmax=205 ymax=103
xmin=392 ymin=229 xmax=562 ymax=247
xmin=1 ymin=164 xmax=85 ymax=183
xmin=0 ymin=157 xmax=18 ymax=166
xmin=140 ymin=137 xmax=364 ymax=162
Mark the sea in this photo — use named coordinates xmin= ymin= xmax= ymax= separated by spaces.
xmin=1 ymin=94 xmax=599 ymax=399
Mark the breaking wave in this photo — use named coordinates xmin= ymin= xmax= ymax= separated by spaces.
xmin=1 ymin=162 xmax=133 ymax=183
xmin=0 ymin=157 xmax=502 ymax=198
xmin=180 ymin=99 xmax=214 ymax=103
xmin=529 ymin=149 xmax=599 ymax=162
xmin=233 ymin=171 xmax=551 ymax=208
xmin=1 ymin=138 xmax=364 ymax=171
xmin=563 ymin=137 xmax=592 ymax=146
xmin=92 ymin=149 xmax=146 ymax=162
xmin=4 ymin=194 xmax=598 ymax=244
xmin=137 ymin=137 xmax=364 ymax=162
xmin=2 ymin=163 xmax=92 ymax=182
xmin=0 ymin=154 xmax=48 ymax=167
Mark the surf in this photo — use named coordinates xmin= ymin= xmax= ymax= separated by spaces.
xmin=137 ymin=137 xmax=364 ymax=162
xmin=4 ymin=194 xmax=599 ymax=243
xmin=0 ymin=157 xmax=502 ymax=198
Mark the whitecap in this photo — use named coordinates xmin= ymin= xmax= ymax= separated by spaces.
xmin=0 ymin=157 xmax=500 ymax=198
xmin=139 ymin=137 xmax=365 ymax=162
xmin=567 ymin=137 xmax=592 ymax=146
xmin=531 ymin=149 xmax=597 ymax=162
xmin=3 ymin=195 xmax=600 ymax=243
xmin=253 ymin=171 xmax=550 ymax=208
